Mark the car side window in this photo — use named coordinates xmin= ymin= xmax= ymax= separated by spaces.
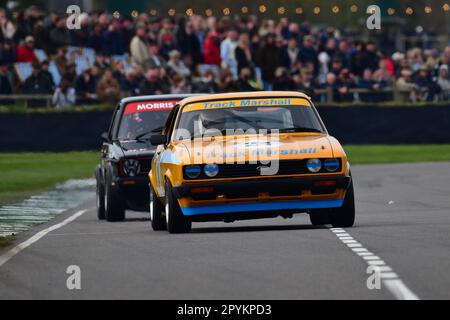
xmin=164 ymin=105 xmax=180 ymax=142
xmin=108 ymin=104 xmax=122 ymax=140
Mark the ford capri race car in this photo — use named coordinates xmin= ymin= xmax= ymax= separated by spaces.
xmin=149 ymin=92 xmax=355 ymax=233
xmin=95 ymin=94 xmax=200 ymax=222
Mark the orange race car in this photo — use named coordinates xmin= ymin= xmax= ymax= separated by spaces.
xmin=148 ymin=91 xmax=355 ymax=233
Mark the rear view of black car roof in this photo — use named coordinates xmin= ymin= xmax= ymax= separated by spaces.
xmin=120 ymin=94 xmax=204 ymax=105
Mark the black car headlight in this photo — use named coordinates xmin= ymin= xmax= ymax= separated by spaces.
xmin=306 ymin=159 xmax=322 ymax=173
xmin=324 ymin=159 xmax=340 ymax=172
xmin=204 ymin=164 xmax=219 ymax=178
xmin=184 ymin=165 xmax=202 ymax=179
xmin=123 ymin=159 xmax=141 ymax=177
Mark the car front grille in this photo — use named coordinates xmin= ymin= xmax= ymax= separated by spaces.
xmin=216 ymin=160 xmax=310 ymax=178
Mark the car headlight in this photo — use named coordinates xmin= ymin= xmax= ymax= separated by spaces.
xmin=306 ymin=159 xmax=322 ymax=173
xmin=324 ymin=159 xmax=340 ymax=172
xmin=123 ymin=159 xmax=141 ymax=177
xmin=204 ymin=164 xmax=219 ymax=178
xmin=185 ymin=165 xmax=201 ymax=179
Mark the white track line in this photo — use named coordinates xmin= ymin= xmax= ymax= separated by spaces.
xmin=0 ymin=210 xmax=86 ymax=268
xmin=330 ymin=227 xmax=420 ymax=300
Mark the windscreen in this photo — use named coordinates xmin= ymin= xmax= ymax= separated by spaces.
xmin=176 ymin=98 xmax=324 ymax=139
xmin=117 ymin=100 xmax=177 ymax=141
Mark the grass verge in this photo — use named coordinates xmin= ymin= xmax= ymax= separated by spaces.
xmin=0 ymin=151 xmax=98 ymax=206
xmin=0 ymin=235 xmax=14 ymax=247
xmin=345 ymin=144 xmax=450 ymax=164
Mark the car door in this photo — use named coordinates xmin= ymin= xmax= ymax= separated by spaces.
xmin=153 ymin=105 xmax=180 ymax=197
xmin=101 ymin=104 xmax=121 ymax=181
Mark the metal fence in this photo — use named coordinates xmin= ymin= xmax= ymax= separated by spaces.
xmin=0 ymin=87 xmax=424 ymax=108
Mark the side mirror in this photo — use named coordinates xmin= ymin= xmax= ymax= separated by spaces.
xmin=150 ymin=134 xmax=166 ymax=146
xmin=101 ymin=132 xmax=110 ymax=142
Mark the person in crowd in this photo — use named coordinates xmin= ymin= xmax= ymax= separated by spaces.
xmin=257 ymin=34 xmax=282 ymax=90
xmin=415 ymin=66 xmax=439 ymax=102
xmin=75 ymin=68 xmax=98 ymax=101
xmin=120 ymin=69 xmax=141 ymax=96
xmin=176 ymin=21 xmax=202 ymax=67
xmin=0 ymin=61 xmax=13 ymax=102
xmin=52 ymin=79 xmax=76 ymax=108
xmin=102 ymin=21 xmax=124 ymax=56
xmin=21 ymin=62 xmax=53 ymax=107
xmin=218 ymin=69 xmax=239 ymax=92
xmin=272 ymin=67 xmax=294 ymax=91
xmin=283 ymin=37 xmax=300 ymax=71
xmin=96 ymin=69 xmax=121 ymax=103
xmin=159 ymin=33 xmax=177 ymax=61
xmin=16 ymin=36 xmax=37 ymax=62
xmin=360 ymin=41 xmax=379 ymax=73
xmin=139 ymin=68 xmax=165 ymax=95
xmin=220 ymin=29 xmax=239 ymax=77
xmin=437 ymin=64 xmax=450 ymax=100
xmin=330 ymin=57 xmax=344 ymax=77
xmin=87 ymin=24 xmax=104 ymax=54
xmin=395 ymin=69 xmax=417 ymax=102
xmin=235 ymin=33 xmax=253 ymax=75
xmin=235 ymin=67 xmax=259 ymax=92
xmin=40 ymin=60 xmax=55 ymax=91
xmin=112 ymin=60 xmax=126 ymax=84
xmin=167 ymin=50 xmax=190 ymax=78
xmin=49 ymin=17 xmax=69 ymax=53
xmin=193 ymin=70 xmax=218 ymax=93
xmin=171 ymin=74 xmax=192 ymax=94
xmin=130 ymin=24 xmax=152 ymax=70
xmin=148 ymin=41 xmax=167 ymax=69
xmin=358 ymin=68 xmax=387 ymax=103
xmin=298 ymin=35 xmax=319 ymax=75
xmin=0 ymin=39 xmax=16 ymax=65
xmin=22 ymin=62 xmax=52 ymax=94
xmin=336 ymin=68 xmax=356 ymax=102
xmin=94 ymin=52 xmax=110 ymax=75
xmin=69 ymin=13 xmax=90 ymax=47
xmin=54 ymin=47 xmax=68 ymax=77
xmin=203 ymin=30 xmax=221 ymax=66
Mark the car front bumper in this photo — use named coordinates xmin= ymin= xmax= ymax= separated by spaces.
xmin=174 ymin=176 xmax=351 ymax=218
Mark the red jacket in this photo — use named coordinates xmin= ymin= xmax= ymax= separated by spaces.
xmin=16 ymin=45 xmax=37 ymax=63
xmin=203 ymin=36 xmax=221 ymax=66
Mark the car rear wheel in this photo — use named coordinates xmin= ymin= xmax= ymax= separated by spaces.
xmin=104 ymin=180 xmax=126 ymax=222
xmin=150 ymin=184 xmax=166 ymax=231
xmin=96 ymin=180 xmax=105 ymax=220
xmin=165 ymin=180 xmax=191 ymax=234
xmin=330 ymin=179 xmax=355 ymax=228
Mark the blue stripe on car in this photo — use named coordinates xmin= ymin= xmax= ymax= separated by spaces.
xmin=180 ymin=199 xmax=344 ymax=216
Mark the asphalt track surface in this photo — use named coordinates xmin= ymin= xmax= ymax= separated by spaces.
xmin=0 ymin=162 xmax=449 ymax=300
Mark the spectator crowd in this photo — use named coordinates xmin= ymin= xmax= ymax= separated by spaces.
xmin=1 ymin=6 xmax=450 ymax=107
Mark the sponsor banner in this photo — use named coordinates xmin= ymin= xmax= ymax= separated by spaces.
xmin=183 ymin=98 xmax=311 ymax=113
xmin=124 ymin=100 xmax=178 ymax=115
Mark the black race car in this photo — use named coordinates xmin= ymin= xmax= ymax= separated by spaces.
xmin=95 ymin=94 xmax=198 ymax=222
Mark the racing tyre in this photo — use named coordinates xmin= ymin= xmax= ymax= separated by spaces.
xmin=330 ymin=178 xmax=355 ymax=228
xmin=96 ymin=180 xmax=106 ymax=220
xmin=165 ymin=180 xmax=191 ymax=234
xmin=150 ymin=184 xmax=166 ymax=231
xmin=104 ymin=180 xmax=126 ymax=222
xmin=309 ymin=209 xmax=331 ymax=226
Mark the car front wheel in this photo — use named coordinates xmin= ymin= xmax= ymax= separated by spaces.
xmin=96 ymin=180 xmax=105 ymax=220
xmin=150 ymin=184 xmax=166 ymax=231
xmin=104 ymin=180 xmax=126 ymax=222
xmin=165 ymin=180 xmax=191 ymax=234
xmin=330 ymin=179 xmax=355 ymax=228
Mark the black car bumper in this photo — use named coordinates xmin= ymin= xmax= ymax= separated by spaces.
xmin=173 ymin=176 xmax=351 ymax=200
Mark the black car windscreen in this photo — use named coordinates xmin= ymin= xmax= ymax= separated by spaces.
xmin=117 ymin=100 xmax=176 ymax=141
